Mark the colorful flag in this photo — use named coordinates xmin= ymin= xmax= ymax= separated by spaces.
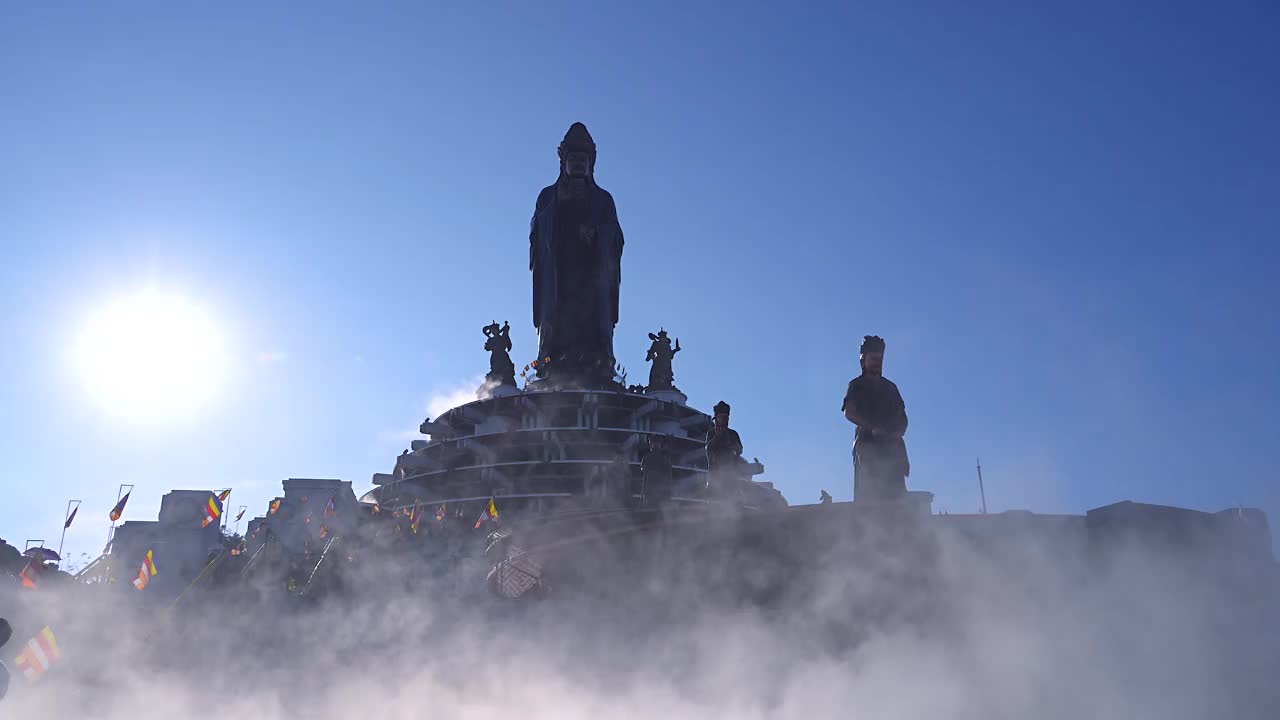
xmin=372 ymin=503 xmax=382 ymax=515
xmin=474 ymin=497 xmax=499 ymax=529
xmin=201 ymin=494 xmax=222 ymax=528
xmin=319 ymin=524 xmax=330 ymax=540
xmin=13 ymin=626 xmax=60 ymax=682
xmin=269 ymin=499 xmax=281 ymax=515
xmin=235 ymin=508 xmax=245 ymax=522
xmin=109 ymin=491 xmax=131 ymax=522
xmin=435 ymin=503 xmax=447 ymax=523
xmin=410 ymin=501 xmax=421 ymax=534
xmin=132 ymin=549 xmax=157 ymax=590
xmin=18 ymin=561 xmax=38 ymax=590
xmin=324 ymin=494 xmax=337 ymax=517
xmin=217 ymin=488 xmax=231 ymax=502
xmin=64 ymin=504 xmax=79 ymax=529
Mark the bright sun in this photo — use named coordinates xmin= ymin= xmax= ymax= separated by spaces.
xmin=75 ymin=290 xmax=228 ymax=423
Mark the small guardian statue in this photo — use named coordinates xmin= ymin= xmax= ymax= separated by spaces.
xmin=479 ymin=321 xmax=518 ymax=398
xmin=644 ymin=328 xmax=681 ymax=392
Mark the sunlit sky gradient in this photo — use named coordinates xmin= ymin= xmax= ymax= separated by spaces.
xmin=2 ymin=3 xmax=1277 ymax=563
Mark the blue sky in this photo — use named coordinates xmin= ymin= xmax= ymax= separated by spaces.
xmin=2 ymin=2 xmax=1277 ymax=562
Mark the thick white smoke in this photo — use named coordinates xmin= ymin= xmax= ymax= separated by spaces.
xmin=2 ymin=512 xmax=1277 ymax=719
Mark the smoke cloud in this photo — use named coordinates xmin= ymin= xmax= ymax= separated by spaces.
xmin=2 ymin=510 xmax=1277 ymax=719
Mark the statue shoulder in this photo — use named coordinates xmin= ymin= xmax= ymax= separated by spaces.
xmin=594 ymin=186 xmax=618 ymax=213
xmin=535 ymin=184 xmax=557 ymax=212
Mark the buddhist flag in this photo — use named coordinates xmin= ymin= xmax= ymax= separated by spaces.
xmin=18 ymin=561 xmax=38 ymax=590
xmin=217 ymin=488 xmax=231 ymax=502
xmin=235 ymin=508 xmax=245 ymax=522
xmin=435 ymin=503 xmax=447 ymax=523
xmin=319 ymin=524 xmax=330 ymax=540
xmin=410 ymin=501 xmax=421 ymax=534
xmin=132 ymin=549 xmax=157 ymax=590
xmin=269 ymin=499 xmax=281 ymax=515
xmin=474 ymin=497 xmax=499 ymax=529
xmin=201 ymin=494 xmax=222 ymax=528
xmin=109 ymin=491 xmax=131 ymax=521
xmin=64 ymin=504 xmax=79 ymax=529
xmin=13 ymin=626 xmax=60 ymax=683
xmin=324 ymin=494 xmax=337 ymax=517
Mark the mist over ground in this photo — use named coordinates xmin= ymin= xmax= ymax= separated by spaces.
xmin=3 ymin=514 xmax=1277 ymax=719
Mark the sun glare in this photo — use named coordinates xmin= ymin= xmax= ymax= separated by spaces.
xmin=75 ymin=290 xmax=228 ymax=423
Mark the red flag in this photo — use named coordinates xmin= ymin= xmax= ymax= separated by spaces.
xmin=64 ymin=505 xmax=79 ymax=529
xmin=109 ymin=491 xmax=131 ymax=522
xmin=19 ymin=561 xmax=38 ymax=590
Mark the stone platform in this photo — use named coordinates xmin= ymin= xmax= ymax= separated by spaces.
xmin=364 ymin=388 xmax=786 ymax=518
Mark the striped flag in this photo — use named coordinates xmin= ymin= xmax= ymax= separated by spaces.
xmin=64 ymin=504 xmax=79 ymax=529
xmin=435 ymin=503 xmax=447 ymax=523
xmin=13 ymin=626 xmax=60 ymax=683
xmin=201 ymin=494 xmax=222 ymax=528
xmin=410 ymin=501 xmax=421 ymax=534
xmin=217 ymin=488 xmax=231 ymax=502
xmin=324 ymin=494 xmax=337 ymax=517
xmin=269 ymin=499 xmax=281 ymax=515
xmin=18 ymin=561 xmax=38 ymax=590
xmin=132 ymin=549 xmax=157 ymax=590
xmin=319 ymin=524 xmax=330 ymax=540
xmin=235 ymin=508 xmax=245 ymax=522
xmin=109 ymin=491 xmax=131 ymax=522
xmin=474 ymin=497 xmax=499 ymax=529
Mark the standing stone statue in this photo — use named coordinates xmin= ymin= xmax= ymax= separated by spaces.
xmin=644 ymin=329 xmax=681 ymax=391
xmin=529 ymin=122 xmax=625 ymax=385
xmin=705 ymin=400 xmax=745 ymax=495
xmin=482 ymin=321 xmax=516 ymax=389
xmin=640 ymin=434 xmax=674 ymax=507
xmin=842 ymin=335 xmax=910 ymax=502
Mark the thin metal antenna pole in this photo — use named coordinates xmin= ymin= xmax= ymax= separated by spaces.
xmin=976 ymin=458 xmax=988 ymax=515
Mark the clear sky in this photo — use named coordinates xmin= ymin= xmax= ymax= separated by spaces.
xmin=2 ymin=2 xmax=1277 ymax=563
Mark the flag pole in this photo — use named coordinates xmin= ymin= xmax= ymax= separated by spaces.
xmin=57 ymin=499 xmax=81 ymax=561
xmin=107 ymin=483 xmax=134 ymax=550
xmin=976 ymin=458 xmax=988 ymax=515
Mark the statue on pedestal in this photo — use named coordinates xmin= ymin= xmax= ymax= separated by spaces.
xmin=705 ymin=400 xmax=746 ymax=497
xmin=842 ymin=335 xmax=910 ymax=502
xmin=640 ymin=434 xmax=674 ymax=507
xmin=529 ymin=123 xmax=625 ymax=386
xmin=482 ymin=321 xmax=516 ymax=389
xmin=644 ymin=329 xmax=681 ymax=392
